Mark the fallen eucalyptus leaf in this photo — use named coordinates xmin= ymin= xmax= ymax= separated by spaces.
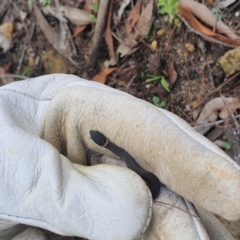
xmin=92 ymin=67 xmax=117 ymax=83
xmin=217 ymin=0 xmax=237 ymax=9
xmin=115 ymin=0 xmax=130 ymax=24
xmin=43 ymin=5 xmax=94 ymax=25
xmin=0 ymin=23 xmax=13 ymax=52
xmin=194 ymin=97 xmax=240 ymax=134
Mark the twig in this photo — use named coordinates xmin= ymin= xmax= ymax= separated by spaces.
xmin=0 ymin=74 xmax=29 ymax=79
xmin=154 ymin=200 xmax=199 ymax=218
xmin=220 ymin=94 xmax=240 ymax=129
xmin=87 ymin=0 xmax=110 ymax=68
xmin=16 ymin=43 xmax=26 ymax=75
xmin=192 ymin=114 xmax=240 ymax=128
xmin=191 ymin=72 xmax=240 ymax=111
xmin=126 ymin=75 xmax=137 ymax=89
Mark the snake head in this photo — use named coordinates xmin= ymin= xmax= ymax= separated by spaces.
xmin=90 ymin=130 xmax=108 ymax=147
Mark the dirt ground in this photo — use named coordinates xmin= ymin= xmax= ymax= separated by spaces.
xmin=0 ymin=0 xmax=240 ymax=239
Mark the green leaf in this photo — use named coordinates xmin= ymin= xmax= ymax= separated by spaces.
xmin=161 ymin=77 xmax=170 ymax=92
xmin=162 ymin=6 xmax=172 ymax=14
xmin=159 ymin=100 xmax=166 ymax=108
xmin=172 ymin=0 xmax=180 ymax=8
xmin=152 ymin=96 xmax=160 ymax=105
xmin=223 ymin=142 xmax=231 ymax=150
xmin=90 ymin=14 xmax=97 ymax=22
xmin=152 ymin=96 xmax=166 ymax=108
xmin=157 ymin=0 xmax=168 ymax=6
xmin=146 ymin=75 xmax=161 ymax=83
xmin=91 ymin=2 xmax=99 ymax=12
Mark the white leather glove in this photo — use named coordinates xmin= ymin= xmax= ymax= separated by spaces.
xmin=0 ymin=74 xmax=239 ymax=240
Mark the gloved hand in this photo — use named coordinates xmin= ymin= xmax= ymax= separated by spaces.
xmin=0 ymin=74 xmax=239 ymax=240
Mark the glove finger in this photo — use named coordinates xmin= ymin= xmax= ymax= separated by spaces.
xmin=0 ymin=100 xmax=152 ymax=240
xmin=195 ymin=206 xmax=235 ymax=240
xmin=44 ymin=83 xmax=240 ymax=221
xmin=95 ymin=154 xmax=210 ymax=240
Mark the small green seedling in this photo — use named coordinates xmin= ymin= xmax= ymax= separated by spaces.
xmin=157 ymin=0 xmax=179 ymax=16
xmin=21 ymin=66 xmax=33 ymax=77
xmin=146 ymin=75 xmax=170 ymax=92
xmin=223 ymin=142 xmax=231 ymax=150
xmin=28 ymin=0 xmax=51 ymax=10
xmin=211 ymin=8 xmax=222 ymax=21
xmin=152 ymin=96 xmax=166 ymax=108
xmin=90 ymin=2 xmax=99 ymax=12
xmin=89 ymin=2 xmax=99 ymax=22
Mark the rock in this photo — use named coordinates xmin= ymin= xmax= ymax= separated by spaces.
xmin=185 ymin=43 xmax=195 ymax=52
xmin=41 ymin=49 xmax=68 ymax=74
xmin=219 ymin=49 xmax=240 ymax=75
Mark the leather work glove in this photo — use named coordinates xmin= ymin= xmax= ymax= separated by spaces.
xmin=0 ymin=74 xmax=239 ymax=240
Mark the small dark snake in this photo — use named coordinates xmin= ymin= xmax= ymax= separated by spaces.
xmin=90 ymin=130 xmax=160 ymax=199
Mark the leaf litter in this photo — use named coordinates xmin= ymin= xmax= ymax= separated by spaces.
xmin=1 ymin=0 xmax=240 ymax=237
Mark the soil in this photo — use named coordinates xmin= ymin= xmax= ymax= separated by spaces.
xmin=0 ymin=0 xmax=240 ymax=239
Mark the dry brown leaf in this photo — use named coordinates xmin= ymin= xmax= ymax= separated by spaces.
xmin=73 ymin=26 xmax=86 ymax=37
xmin=178 ymin=5 xmax=240 ymax=47
xmin=123 ymin=0 xmax=153 ymax=46
xmin=105 ymin=0 xmax=117 ymax=65
xmin=135 ymin=0 xmax=153 ymax=37
xmin=179 ymin=0 xmax=238 ymax=40
xmin=73 ymin=0 xmax=92 ymax=37
xmin=195 ymin=97 xmax=240 ymax=134
xmin=125 ymin=0 xmax=142 ymax=35
xmin=217 ymin=0 xmax=237 ymax=9
xmin=43 ymin=5 xmax=93 ymax=26
xmin=33 ymin=4 xmax=79 ymax=66
xmin=168 ymin=61 xmax=177 ymax=88
xmin=115 ymin=0 xmax=131 ymax=24
xmin=92 ymin=67 xmax=117 ymax=83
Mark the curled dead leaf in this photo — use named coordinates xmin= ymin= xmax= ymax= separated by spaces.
xmin=43 ymin=5 xmax=94 ymax=26
xmin=92 ymin=67 xmax=117 ymax=84
xmin=125 ymin=0 xmax=142 ymax=35
xmin=194 ymin=97 xmax=240 ymax=134
xmin=168 ymin=61 xmax=177 ymax=88
xmin=178 ymin=0 xmax=240 ymax=47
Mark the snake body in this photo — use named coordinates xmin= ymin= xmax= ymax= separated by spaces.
xmin=90 ymin=130 xmax=160 ymax=199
